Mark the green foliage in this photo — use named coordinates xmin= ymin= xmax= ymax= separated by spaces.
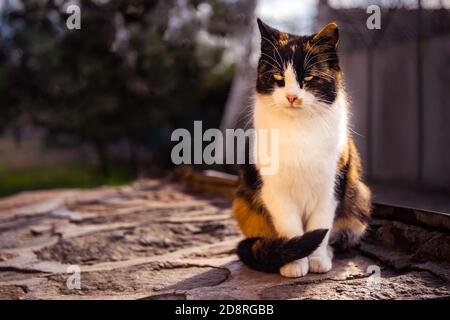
xmin=0 ymin=164 xmax=134 ymax=197
xmin=0 ymin=0 xmax=235 ymax=176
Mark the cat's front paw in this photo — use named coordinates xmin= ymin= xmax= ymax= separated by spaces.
xmin=308 ymin=255 xmax=332 ymax=273
xmin=280 ymin=258 xmax=309 ymax=278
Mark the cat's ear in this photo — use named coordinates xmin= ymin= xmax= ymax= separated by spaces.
xmin=313 ymin=22 xmax=339 ymax=49
xmin=257 ymin=18 xmax=281 ymax=48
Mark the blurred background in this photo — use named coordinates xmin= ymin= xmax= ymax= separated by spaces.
xmin=0 ymin=0 xmax=449 ymax=210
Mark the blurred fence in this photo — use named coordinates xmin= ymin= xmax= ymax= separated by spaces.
xmin=318 ymin=0 xmax=450 ymax=191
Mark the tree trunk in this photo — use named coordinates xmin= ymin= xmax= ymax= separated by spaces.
xmin=218 ymin=0 xmax=256 ymax=172
xmin=220 ymin=0 xmax=256 ymax=132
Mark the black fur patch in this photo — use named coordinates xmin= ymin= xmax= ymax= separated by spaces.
xmin=237 ymin=229 xmax=329 ymax=273
xmin=330 ymin=229 xmax=361 ymax=252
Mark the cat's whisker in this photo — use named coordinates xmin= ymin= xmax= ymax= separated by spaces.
xmin=302 ymin=35 xmax=335 ymax=72
xmin=304 ymin=57 xmax=338 ymax=72
xmin=309 ymin=68 xmax=335 ymax=77
xmin=302 ymin=36 xmax=328 ymax=68
xmin=260 ymin=70 xmax=279 ymax=78
xmin=303 ymin=52 xmax=337 ymax=70
xmin=261 ymin=36 xmax=284 ymax=66
xmin=260 ymin=59 xmax=282 ymax=72
xmin=315 ymin=94 xmax=336 ymax=103
xmin=261 ymin=52 xmax=282 ymax=70
xmin=348 ymin=127 xmax=365 ymax=138
xmin=320 ymin=116 xmax=333 ymax=136
xmin=306 ymin=56 xmax=337 ymax=69
xmin=309 ymin=70 xmax=336 ymax=82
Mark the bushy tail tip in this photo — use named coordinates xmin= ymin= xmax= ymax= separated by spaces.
xmin=237 ymin=229 xmax=328 ymax=273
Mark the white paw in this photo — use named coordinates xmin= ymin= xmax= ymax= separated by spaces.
xmin=308 ymin=255 xmax=332 ymax=273
xmin=280 ymin=258 xmax=309 ymax=278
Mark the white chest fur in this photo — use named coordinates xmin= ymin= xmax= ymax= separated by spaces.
xmin=253 ymin=96 xmax=347 ymax=221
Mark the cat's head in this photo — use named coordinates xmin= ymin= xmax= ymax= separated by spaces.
xmin=255 ymin=19 xmax=342 ymax=113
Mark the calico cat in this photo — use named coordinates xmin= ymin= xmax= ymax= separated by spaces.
xmin=233 ymin=19 xmax=371 ymax=278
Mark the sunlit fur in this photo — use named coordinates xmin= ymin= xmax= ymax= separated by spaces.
xmin=233 ymin=19 xmax=371 ymax=278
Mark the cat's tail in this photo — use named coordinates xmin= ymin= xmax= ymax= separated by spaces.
xmin=236 ymin=229 xmax=328 ymax=273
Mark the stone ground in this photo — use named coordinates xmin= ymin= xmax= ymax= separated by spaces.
xmin=0 ymin=179 xmax=449 ymax=300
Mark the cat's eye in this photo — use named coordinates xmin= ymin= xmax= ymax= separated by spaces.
xmin=273 ymin=74 xmax=284 ymax=81
xmin=304 ymin=75 xmax=314 ymax=81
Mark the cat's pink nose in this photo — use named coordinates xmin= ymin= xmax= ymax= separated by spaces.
xmin=286 ymin=94 xmax=298 ymax=104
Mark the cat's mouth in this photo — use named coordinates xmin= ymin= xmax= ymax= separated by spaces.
xmin=286 ymin=98 xmax=303 ymax=109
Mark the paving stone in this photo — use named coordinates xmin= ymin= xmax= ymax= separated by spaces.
xmin=0 ymin=179 xmax=448 ymax=299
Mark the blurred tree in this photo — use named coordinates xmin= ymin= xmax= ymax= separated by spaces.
xmin=0 ymin=0 xmax=242 ymax=176
xmin=218 ymin=0 xmax=256 ymax=132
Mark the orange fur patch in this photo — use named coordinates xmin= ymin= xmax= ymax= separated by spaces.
xmin=313 ymin=22 xmax=338 ymax=41
xmin=333 ymin=216 xmax=366 ymax=235
xmin=232 ymin=197 xmax=276 ymax=238
xmin=278 ymin=32 xmax=289 ymax=46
